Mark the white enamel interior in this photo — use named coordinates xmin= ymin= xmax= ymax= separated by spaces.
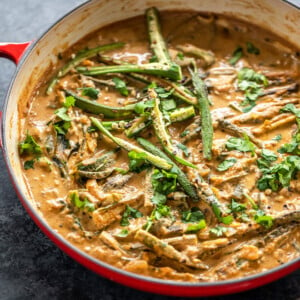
xmin=4 ymin=0 xmax=300 ymax=214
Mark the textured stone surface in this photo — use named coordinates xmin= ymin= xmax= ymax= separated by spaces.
xmin=0 ymin=1 xmax=299 ymax=299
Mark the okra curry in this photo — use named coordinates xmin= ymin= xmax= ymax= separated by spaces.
xmin=18 ymin=8 xmax=300 ymax=281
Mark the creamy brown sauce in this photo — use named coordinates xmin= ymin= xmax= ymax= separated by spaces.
xmin=19 ymin=10 xmax=300 ymax=282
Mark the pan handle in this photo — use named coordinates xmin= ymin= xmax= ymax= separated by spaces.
xmin=0 ymin=41 xmax=32 ymax=149
xmin=0 ymin=42 xmax=32 ymax=64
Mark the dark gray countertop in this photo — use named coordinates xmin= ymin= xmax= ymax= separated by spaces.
xmin=0 ymin=1 xmax=299 ymax=299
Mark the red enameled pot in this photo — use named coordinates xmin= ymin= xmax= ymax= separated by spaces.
xmin=0 ymin=0 xmax=299 ymax=297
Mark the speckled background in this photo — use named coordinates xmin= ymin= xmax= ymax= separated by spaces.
xmin=0 ymin=1 xmax=299 ymax=299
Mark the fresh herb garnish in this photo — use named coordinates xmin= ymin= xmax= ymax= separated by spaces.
xmin=212 ymin=203 xmax=233 ymax=225
xmin=154 ymin=86 xmax=174 ymax=99
xmin=278 ymin=104 xmax=300 ymax=155
xmin=254 ymin=209 xmax=273 ymax=228
xmin=24 ymin=159 xmax=35 ymax=170
xmin=150 ymin=169 xmax=178 ymax=205
xmin=246 ymin=42 xmax=260 ymax=55
xmin=177 ymin=52 xmax=185 ymax=60
xmin=186 ymin=219 xmax=206 ymax=233
xmin=237 ymin=67 xmax=268 ymax=112
xmin=134 ymin=99 xmax=154 ymax=115
xmin=116 ymin=229 xmax=129 ymax=237
xmin=53 ymin=121 xmax=71 ymax=135
xmin=182 ymin=207 xmax=205 ymax=223
xmin=257 ymin=155 xmax=300 ymax=191
xmin=128 ymin=151 xmax=150 ymax=173
xmin=210 ymin=226 xmax=229 ymax=237
xmin=273 ymin=134 xmax=282 ymax=142
xmin=226 ymin=134 xmax=256 ymax=155
xmin=120 ymin=205 xmax=143 ymax=226
xmin=217 ymin=158 xmax=237 ymax=171
xmin=70 ymin=192 xmax=95 ymax=212
xmin=257 ymin=149 xmax=278 ymax=169
xmin=180 ymin=129 xmax=190 ymax=137
xmin=151 ymin=204 xmax=171 ymax=220
xmin=79 ymin=87 xmax=99 ymax=100
xmin=19 ymin=133 xmax=42 ymax=156
xmin=229 ymin=46 xmax=243 ymax=65
xmin=112 ymin=77 xmax=129 ymax=96
xmin=228 ymin=199 xmax=246 ymax=213
xmin=161 ymin=99 xmax=177 ymax=111
xmin=63 ymin=95 xmax=75 ymax=108
xmin=55 ymin=107 xmax=72 ymax=122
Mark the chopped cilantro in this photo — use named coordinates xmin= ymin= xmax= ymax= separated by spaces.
xmin=70 ymin=192 xmax=95 ymax=212
xmin=273 ymin=134 xmax=282 ymax=142
xmin=210 ymin=226 xmax=228 ymax=237
xmin=19 ymin=133 xmax=42 ymax=156
xmin=79 ymin=87 xmax=99 ymax=100
xmin=257 ymin=149 xmax=278 ymax=169
xmin=180 ymin=129 xmax=190 ymax=137
xmin=112 ymin=77 xmax=129 ymax=96
xmin=53 ymin=121 xmax=71 ymax=135
xmin=116 ymin=229 xmax=129 ymax=237
xmin=226 ymin=134 xmax=256 ymax=155
xmin=212 ymin=203 xmax=233 ymax=225
xmin=254 ymin=209 xmax=273 ymax=228
xmin=257 ymin=155 xmax=300 ymax=191
xmin=24 ymin=159 xmax=35 ymax=170
xmin=154 ymin=86 xmax=174 ymax=99
xmin=151 ymin=169 xmax=177 ymax=196
xmin=229 ymin=46 xmax=243 ymax=65
xmin=55 ymin=107 xmax=72 ymax=122
xmin=182 ymin=207 xmax=204 ymax=223
xmin=228 ymin=199 xmax=246 ymax=213
xmin=134 ymin=99 xmax=154 ymax=115
xmin=128 ymin=151 xmax=150 ymax=173
xmin=186 ymin=219 xmax=206 ymax=233
xmin=151 ymin=204 xmax=171 ymax=220
xmin=177 ymin=52 xmax=185 ymax=60
xmin=161 ymin=99 xmax=177 ymax=111
xmin=217 ymin=158 xmax=237 ymax=172
xmin=63 ymin=95 xmax=75 ymax=108
xmin=246 ymin=42 xmax=260 ymax=55
xmin=237 ymin=67 xmax=268 ymax=111
xmin=120 ymin=205 xmax=143 ymax=226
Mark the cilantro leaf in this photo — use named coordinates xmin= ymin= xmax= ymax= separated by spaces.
xmin=226 ymin=134 xmax=256 ymax=155
xmin=161 ymin=99 xmax=177 ymax=111
xmin=237 ymin=67 xmax=268 ymax=111
xmin=229 ymin=46 xmax=243 ymax=65
xmin=257 ymin=155 xmax=300 ymax=191
xmin=63 ymin=95 xmax=75 ymax=108
xmin=210 ymin=226 xmax=228 ymax=237
xmin=53 ymin=121 xmax=71 ymax=135
xmin=134 ymin=99 xmax=154 ymax=115
xmin=55 ymin=107 xmax=72 ymax=122
xmin=79 ymin=87 xmax=99 ymax=100
xmin=154 ymin=86 xmax=174 ymax=99
xmin=120 ymin=205 xmax=143 ymax=226
xmin=273 ymin=134 xmax=282 ymax=141
xmin=116 ymin=229 xmax=129 ymax=237
xmin=151 ymin=169 xmax=178 ymax=196
xmin=70 ymin=192 xmax=95 ymax=212
xmin=128 ymin=151 xmax=150 ymax=173
xmin=151 ymin=204 xmax=171 ymax=220
xmin=177 ymin=52 xmax=185 ymax=60
xmin=257 ymin=149 xmax=278 ymax=169
xmin=151 ymin=192 xmax=167 ymax=205
xmin=246 ymin=42 xmax=260 ymax=55
xmin=217 ymin=158 xmax=237 ymax=172
xmin=19 ymin=133 xmax=42 ymax=156
xmin=186 ymin=219 xmax=206 ymax=233
xmin=24 ymin=159 xmax=35 ymax=170
xmin=228 ymin=199 xmax=246 ymax=213
xmin=280 ymin=103 xmax=300 ymax=118
xmin=112 ymin=77 xmax=128 ymax=96
xmin=212 ymin=203 xmax=233 ymax=225
xmin=182 ymin=207 xmax=204 ymax=223
xmin=254 ymin=209 xmax=273 ymax=228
